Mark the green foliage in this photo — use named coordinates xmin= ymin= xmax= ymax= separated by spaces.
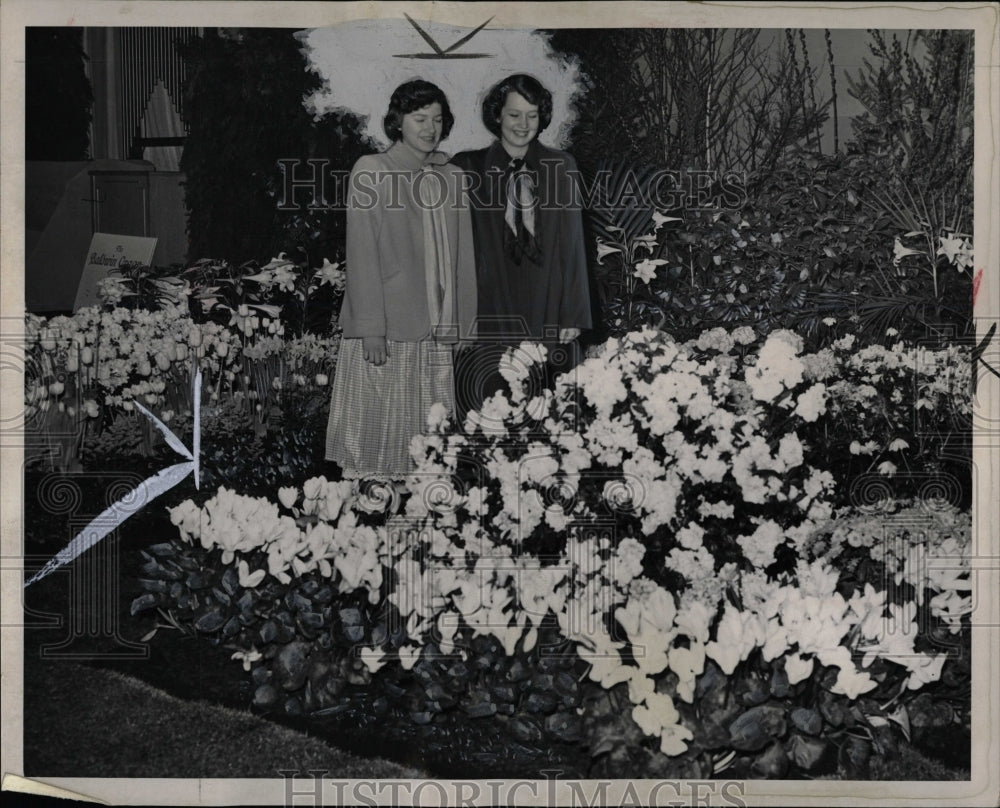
xmin=101 ymin=251 xmax=346 ymax=339
xmin=179 ymin=29 xmax=371 ymax=265
xmin=81 ymin=384 xmax=331 ymax=497
xmin=106 ymin=263 xmax=187 ymax=312
xmin=131 ymin=329 xmax=972 ymax=778
xmin=133 ymin=540 xmax=591 ymax=774
xmin=134 ymin=510 xmax=970 ymax=779
xmin=182 ymin=255 xmax=345 ymax=337
xmin=572 ymin=30 xmax=975 ymax=351
xmin=589 ymin=150 xmax=972 ymax=348
xmin=845 ymin=30 xmax=974 ymax=302
xmin=847 ymin=30 xmax=973 ymax=202
xmin=585 ymin=647 xmax=969 ymax=780
xmin=197 ymin=387 xmax=330 ymax=496
xmin=547 ymin=29 xmax=829 ymax=177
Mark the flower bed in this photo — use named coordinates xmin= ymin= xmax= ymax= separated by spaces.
xmin=23 ymin=300 xmax=339 ymax=480
xmin=132 ymin=328 xmax=972 ymax=778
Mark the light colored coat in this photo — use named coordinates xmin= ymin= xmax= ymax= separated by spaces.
xmin=340 ymin=142 xmax=477 ymax=342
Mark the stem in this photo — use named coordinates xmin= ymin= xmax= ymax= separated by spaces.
xmin=825 ymin=29 xmax=839 ymax=153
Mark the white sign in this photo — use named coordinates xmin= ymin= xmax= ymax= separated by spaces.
xmin=73 ymin=232 xmax=158 ymax=311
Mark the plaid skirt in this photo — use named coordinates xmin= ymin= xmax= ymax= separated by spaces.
xmin=325 ymin=338 xmax=454 ymax=479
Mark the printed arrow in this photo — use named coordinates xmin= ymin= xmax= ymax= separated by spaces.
xmin=24 ymin=367 xmax=202 ymax=588
xmin=396 ymin=14 xmax=494 ymax=59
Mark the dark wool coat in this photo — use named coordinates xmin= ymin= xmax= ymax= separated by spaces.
xmin=452 ymin=139 xmax=592 ymax=342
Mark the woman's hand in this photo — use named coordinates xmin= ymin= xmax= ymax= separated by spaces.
xmin=363 ymin=336 xmax=389 ymax=366
xmin=558 ymin=327 xmax=580 ymax=344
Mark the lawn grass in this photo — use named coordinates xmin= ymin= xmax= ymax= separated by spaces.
xmin=21 ymin=656 xmax=427 ymax=780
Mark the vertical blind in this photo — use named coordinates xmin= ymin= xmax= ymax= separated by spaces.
xmin=116 ymin=27 xmax=200 ymax=160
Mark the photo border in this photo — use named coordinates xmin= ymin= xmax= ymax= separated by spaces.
xmin=2 ymin=1 xmax=997 ymax=805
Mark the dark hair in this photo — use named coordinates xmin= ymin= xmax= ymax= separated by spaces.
xmin=383 ymin=79 xmax=454 ymax=142
xmin=481 ymin=74 xmax=553 ymax=138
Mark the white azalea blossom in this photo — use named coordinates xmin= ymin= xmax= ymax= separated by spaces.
xmin=140 ymin=321 xmax=971 ymax=761
xmin=745 ymin=335 xmax=805 ymax=401
xmin=795 ymin=383 xmax=827 ymax=422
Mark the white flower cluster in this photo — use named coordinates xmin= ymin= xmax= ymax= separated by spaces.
xmin=165 ymin=325 xmax=972 ymax=759
xmin=25 ymin=303 xmax=340 ymax=426
xmin=25 ymin=304 xmax=239 ymax=419
xmin=818 ymin=338 xmax=972 ymax=474
xmin=169 ymin=478 xmax=384 ymax=596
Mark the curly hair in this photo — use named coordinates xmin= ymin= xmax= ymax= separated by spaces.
xmin=481 ymin=74 xmax=553 ymax=138
xmin=383 ymin=79 xmax=455 ymax=142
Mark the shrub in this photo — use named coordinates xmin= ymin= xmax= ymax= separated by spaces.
xmin=588 ymin=152 xmax=973 ymax=348
xmin=179 ymin=29 xmax=370 ymax=265
xmin=134 ymin=329 xmax=971 ymax=777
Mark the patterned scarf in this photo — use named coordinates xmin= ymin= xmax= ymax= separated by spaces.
xmin=503 ymin=157 xmax=542 ymax=265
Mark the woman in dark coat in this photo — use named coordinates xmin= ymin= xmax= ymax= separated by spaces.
xmin=452 ymin=74 xmax=591 ymax=417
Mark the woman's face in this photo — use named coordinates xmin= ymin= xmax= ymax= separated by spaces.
xmin=499 ymin=91 xmax=539 ymax=156
xmin=400 ymin=102 xmax=443 ymax=155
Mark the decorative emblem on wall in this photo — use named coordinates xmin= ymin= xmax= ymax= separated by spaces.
xmin=394 ymin=14 xmax=494 ymax=59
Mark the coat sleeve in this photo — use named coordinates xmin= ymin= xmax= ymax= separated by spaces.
xmin=453 ymin=169 xmax=478 ymax=341
xmin=558 ymin=153 xmax=593 ymax=331
xmin=341 ymin=157 xmax=385 ymax=338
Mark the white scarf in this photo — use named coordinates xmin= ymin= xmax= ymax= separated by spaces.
xmin=418 ymin=165 xmax=456 ymax=342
